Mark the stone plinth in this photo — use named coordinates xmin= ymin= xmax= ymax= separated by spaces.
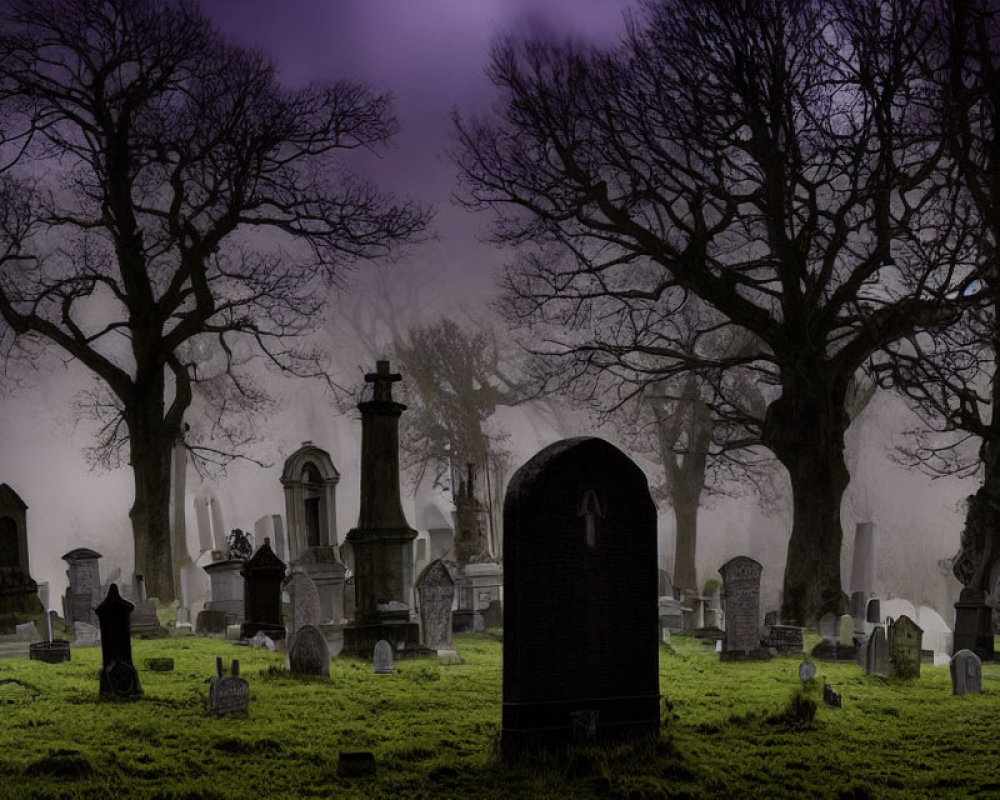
xmin=202 ymin=559 xmax=244 ymax=620
xmin=953 ymin=590 xmax=995 ymax=662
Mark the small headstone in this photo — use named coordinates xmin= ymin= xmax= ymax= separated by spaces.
xmin=195 ymin=609 xmax=229 ymax=634
xmin=95 ymin=584 xmax=141 ymax=701
xmin=208 ymin=657 xmax=249 ymax=716
xmin=889 ymin=615 xmax=922 ymax=679
xmin=240 ymin=538 xmax=286 ymax=640
xmin=838 ymin=615 xmax=855 ymax=647
xmin=373 ymin=639 xmax=394 ymax=674
xmin=288 ymin=624 xmax=330 ymax=677
xmin=866 ymin=598 xmax=881 ymax=624
xmin=798 ymin=660 xmax=816 ymax=683
xmin=765 ymin=624 xmax=805 ymax=653
xmin=823 ymin=682 xmax=843 ymax=708
xmin=818 ymin=612 xmax=837 ymax=642
xmin=950 ymin=649 xmax=982 ymax=695
xmin=865 ymin=626 xmax=890 ymax=679
xmin=129 ymin=599 xmax=164 ymax=637
xmin=247 ymin=631 xmax=276 ymax=651
xmin=73 ymin=621 xmax=100 ymax=646
xmin=338 ymin=752 xmax=376 ymax=777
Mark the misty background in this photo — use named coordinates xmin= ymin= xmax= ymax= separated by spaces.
xmin=0 ymin=0 xmax=969 ymax=618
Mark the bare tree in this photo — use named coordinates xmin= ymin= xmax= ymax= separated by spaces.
xmin=454 ymin=0 xmax=967 ymax=623
xmin=877 ymin=0 xmax=1000 ymax=603
xmin=0 ymin=0 xmax=429 ymax=601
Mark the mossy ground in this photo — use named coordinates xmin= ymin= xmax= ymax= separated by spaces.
xmin=0 ymin=632 xmax=996 ymax=799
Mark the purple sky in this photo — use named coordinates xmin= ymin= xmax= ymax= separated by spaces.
xmin=200 ymin=0 xmax=635 ymax=295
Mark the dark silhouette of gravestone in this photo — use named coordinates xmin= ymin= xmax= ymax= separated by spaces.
xmin=95 ymin=584 xmax=141 ymax=700
xmin=0 ymin=484 xmax=44 ymax=627
xmin=343 ymin=361 xmax=428 ymax=658
xmin=953 ymin=587 xmax=995 ymax=662
xmin=288 ymin=624 xmax=330 ymax=677
xmin=240 ymin=538 xmax=286 ymax=640
xmin=865 ymin=625 xmax=890 ymax=678
xmin=501 ymin=437 xmax=659 ymax=760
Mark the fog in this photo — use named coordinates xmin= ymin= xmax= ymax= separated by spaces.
xmin=0 ymin=0 xmax=974 ymax=621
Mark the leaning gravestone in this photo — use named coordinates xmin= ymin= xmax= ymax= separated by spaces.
xmin=718 ymin=556 xmax=764 ymax=658
xmin=285 ymin=571 xmax=322 ymax=640
xmin=501 ymin=437 xmax=659 ymax=759
xmin=889 ymin=615 xmax=922 ymax=679
xmin=288 ymin=624 xmax=330 ymax=677
xmin=950 ymin=649 xmax=982 ymax=695
xmin=95 ymin=584 xmax=141 ymax=700
xmin=208 ymin=657 xmax=249 ymax=716
xmin=373 ymin=639 xmax=394 ymax=674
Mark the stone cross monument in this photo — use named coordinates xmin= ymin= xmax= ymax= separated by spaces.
xmin=343 ymin=360 xmax=426 ymax=657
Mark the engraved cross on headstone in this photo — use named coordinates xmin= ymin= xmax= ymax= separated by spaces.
xmin=579 ymin=488 xmax=603 ymax=549
xmin=365 ymin=360 xmax=401 ymax=403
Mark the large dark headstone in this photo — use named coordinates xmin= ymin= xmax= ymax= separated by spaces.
xmin=95 ymin=584 xmax=141 ymax=700
xmin=501 ymin=437 xmax=659 ymax=760
xmin=0 ymin=484 xmax=44 ymax=625
xmin=240 ymin=538 xmax=286 ymax=640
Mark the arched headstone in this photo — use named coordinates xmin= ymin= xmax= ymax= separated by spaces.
xmin=501 ymin=437 xmax=659 ymax=759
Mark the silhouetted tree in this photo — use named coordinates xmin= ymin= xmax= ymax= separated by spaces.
xmin=877 ymin=0 xmax=1000 ymax=601
xmin=455 ymin=0 xmax=967 ymax=623
xmin=0 ymin=0 xmax=429 ymax=601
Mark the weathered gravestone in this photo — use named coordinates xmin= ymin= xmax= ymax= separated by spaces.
xmin=719 ymin=556 xmax=764 ymax=659
xmin=95 ymin=584 xmax=141 ymax=700
xmin=15 ymin=621 xmax=37 ymax=641
xmin=288 ymin=624 xmax=330 ymax=677
xmin=866 ymin=599 xmax=881 ymax=624
xmin=62 ymin=548 xmax=102 ymax=626
xmin=195 ymin=609 xmax=229 ymax=634
xmin=285 ymin=571 xmax=322 ymax=640
xmin=838 ymin=615 xmax=855 ymax=647
xmin=373 ymin=639 xmax=394 ymax=674
xmin=415 ymin=559 xmax=455 ymax=651
xmin=501 ymin=437 xmax=659 ymax=759
xmin=765 ymin=624 xmax=805 ymax=653
xmin=240 ymin=538 xmax=286 ymax=640
xmin=889 ymin=615 xmax=922 ymax=679
xmin=950 ymin=649 xmax=982 ymax=695
xmin=819 ymin=612 xmax=838 ymax=642
xmin=73 ymin=621 xmax=100 ymax=646
xmin=865 ymin=626 xmax=890 ymax=679
xmin=208 ymin=657 xmax=249 ymax=716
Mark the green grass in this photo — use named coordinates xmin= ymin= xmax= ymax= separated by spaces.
xmin=0 ymin=633 xmax=996 ymax=799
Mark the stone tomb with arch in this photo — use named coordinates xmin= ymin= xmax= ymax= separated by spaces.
xmin=281 ymin=442 xmax=347 ymax=624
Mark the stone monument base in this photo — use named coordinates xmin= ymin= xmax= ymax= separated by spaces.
xmin=501 ymin=694 xmax=659 ymax=761
xmin=953 ymin=592 xmax=995 ymax=662
xmin=342 ymin=619 xmax=434 ymax=660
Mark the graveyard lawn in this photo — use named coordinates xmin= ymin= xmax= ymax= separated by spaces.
xmin=0 ymin=635 xmax=997 ymax=799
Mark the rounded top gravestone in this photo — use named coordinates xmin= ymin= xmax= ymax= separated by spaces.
xmin=501 ymin=437 xmax=659 ymax=759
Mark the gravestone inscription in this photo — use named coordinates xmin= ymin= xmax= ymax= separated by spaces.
xmin=415 ymin=559 xmax=455 ymax=651
xmin=208 ymin=657 xmax=249 ymax=716
xmin=719 ymin=556 xmax=763 ymax=658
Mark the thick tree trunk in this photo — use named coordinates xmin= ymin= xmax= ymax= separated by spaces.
xmin=127 ymin=405 xmax=177 ymax=603
xmin=672 ymin=496 xmax=698 ymax=597
xmin=953 ymin=442 xmax=1000 ymax=595
xmin=765 ymin=387 xmax=850 ymax=626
